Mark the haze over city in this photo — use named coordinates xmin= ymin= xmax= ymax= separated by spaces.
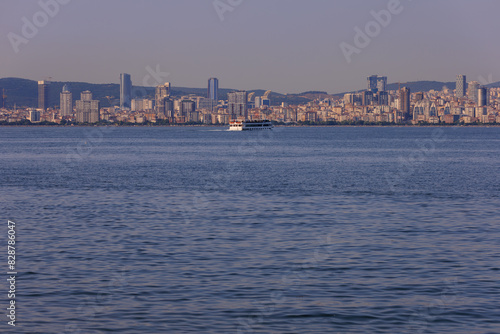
xmin=1 ymin=0 xmax=500 ymax=93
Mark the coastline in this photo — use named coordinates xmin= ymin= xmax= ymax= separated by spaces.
xmin=1 ymin=123 xmax=499 ymax=128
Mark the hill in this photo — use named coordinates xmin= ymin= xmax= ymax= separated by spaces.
xmin=2 ymin=77 xmax=499 ymax=108
xmin=334 ymin=81 xmax=459 ymax=97
xmin=0 ymin=78 xmax=314 ymax=108
xmin=486 ymin=81 xmax=500 ymax=88
xmin=386 ymin=81 xmax=456 ymax=92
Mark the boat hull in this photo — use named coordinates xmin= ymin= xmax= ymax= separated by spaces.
xmin=229 ymin=120 xmax=274 ymax=131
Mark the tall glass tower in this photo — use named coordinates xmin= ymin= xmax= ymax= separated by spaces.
xmin=120 ymin=73 xmax=132 ymax=109
xmin=400 ymin=87 xmax=411 ymax=119
xmin=467 ymin=81 xmax=480 ymax=103
xmin=208 ymin=78 xmax=219 ymax=101
xmin=38 ymin=80 xmax=50 ymax=110
xmin=478 ymin=86 xmax=488 ymax=107
xmin=456 ymin=75 xmax=466 ymax=98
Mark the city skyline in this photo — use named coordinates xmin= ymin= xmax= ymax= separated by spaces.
xmin=1 ymin=71 xmax=497 ymax=125
xmin=1 ymin=0 xmax=499 ymax=93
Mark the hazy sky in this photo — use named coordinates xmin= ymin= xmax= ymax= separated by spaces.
xmin=1 ymin=0 xmax=499 ymax=94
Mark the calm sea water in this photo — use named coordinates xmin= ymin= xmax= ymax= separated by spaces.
xmin=1 ymin=126 xmax=499 ymax=334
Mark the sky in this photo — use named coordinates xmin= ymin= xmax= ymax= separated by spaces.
xmin=1 ymin=0 xmax=499 ymax=94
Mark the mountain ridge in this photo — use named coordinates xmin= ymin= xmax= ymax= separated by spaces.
xmin=1 ymin=77 xmax=498 ymax=108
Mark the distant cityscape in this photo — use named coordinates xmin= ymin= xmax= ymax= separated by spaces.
xmin=0 ymin=74 xmax=499 ymax=125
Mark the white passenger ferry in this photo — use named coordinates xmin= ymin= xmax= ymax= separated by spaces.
xmin=229 ymin=120 xmax=274 ymax=131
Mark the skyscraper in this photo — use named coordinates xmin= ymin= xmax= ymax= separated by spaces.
xmin=378 ymin=91 xmax=389 ymax=105
xmin=228 ymin=91 xmax=248 ymax=119
xmin=38 ymin=80 xmax=50 ymax=110
xmin=208 ymin=78 xmax=219 ymax=101
xmin=400 ymin=87 xmax=411 ymax=119
xmin=180 ymin=100 xmax=196 ymax=117
xmin=255 ymin=96 xmax=262 ymax=108
xmin=467 ymin=81 xmax=480 ymax=103
xmin=367 ymin=75 xmax=378 ymax=92
xmin=377 ymin=76 xmax=387 ymax=92
xmin=120 ymin=73 xmax=132 ymax=109
xmin=456 ymin=75 xmax=466 ymax=98
xmin=367 ymin=75 xmax=387 ymax=93
xmin=478 ymin=86 xmax=488 ymax=107
xmin=60 ymin=84 xmax=73 ymax=116
xmin=155 ymin=83 xmax=171 ymax=115
xmin=0 ymin=88 xmax=4 ymax=108
xmin=76 ymin=90 xmax=100 ymax=123
xmin=163 ymin=98 xmax=174 ymax=119
xmin=362 ymin=91 xmax=373 ymax=106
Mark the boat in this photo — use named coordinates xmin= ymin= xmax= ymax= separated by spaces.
xmin=229 ymin=120 xmax=274 ymax=131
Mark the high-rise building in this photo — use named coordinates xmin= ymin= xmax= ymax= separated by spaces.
xmin=228 ymin=91 xmax=248 ymax=119
xmin=255 ymin=96 xmax=262 ymax=108
xmin=131 ymin=99 xmax=154 ymax=112
xmin=76 ymin=90 xmax=100 ymax=123
xmin=208 ymin=78 xmax=219 ymax=101
xmin=120 ymin=73 xmax=132 ymax=109
xmin=367 ymin=75 xmax=387 ymax=93
xmin=38 ymin=80 xmax=50 ymax=110
xmin=377 ymin=76 xmax=387 ymax=92
xmin=456 ymin=75 xmax=466 ymax=98
xmin=478 ymin=86 xmax=488 ymax=107
xmin=467 ymin=81 xmax=480 ymax=103
xmin=163 ymin=98 xmax=174 ymax=119
xmin=180 ymin=100 xmax=196 ymax=117
xmin=29 ymin=109 xmax=41 ymax=122
xmin=378 ymin=91 xmax=389 ymax=105
xmin=343 ymin=93 xmax=354 ymax=105
xmin=60 ymin=84 xmax=73 ymax=116
xmin=400 ymin=87 xmax=411 ymax=118
xmin=367 ymin=75 xmax=378 ymax=92
xmin=0 ymin=87 xmax=4 ymax=108
xmin=197 ymin=97 xmax=217 ymax=111
xmin=362 ymin=91 xmax=373 ymax=106
xmin=155 ymin=83 xmax=171 ymax=114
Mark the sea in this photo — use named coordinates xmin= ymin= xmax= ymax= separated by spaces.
xmin=0 ymin=126 xmax=499 ymax=334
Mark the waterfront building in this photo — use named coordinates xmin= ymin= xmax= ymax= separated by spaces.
xmin=38 ymin=80 xmax=50 ymax=110
xmin=478 ymin=86 xmax=488 ymax=107
xmin=60 ymin=84 xmax=73 ymax=116
xmin=456 ymin=75 xmax=466 ymax=98
xmin=399 ymin=87 xmax=411 ymax=119
xmin=155 ymin=83 xmax=171 ymax=114
xmin=228 ymin=91 xmax=248 ymax=119
xmin=29 ymin=109 xmax=41 ymax=122
xmin=76 ymin=90 xmax=100 ymax=123
xmin=468 ymin=81 xmax=480 ymax=103
xmin=180 ymin=100 xmax=196 ymax=118
xmin=120 ymin=73 xmax=132 ymax=109
xmin=208 ymin=78 xmax=219 ymax=101
xmin=131 ymin=99 xmax=154 ymax=112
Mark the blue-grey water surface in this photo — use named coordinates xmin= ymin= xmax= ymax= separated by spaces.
xmin=0 ymin=126 xmax=499 ymax=334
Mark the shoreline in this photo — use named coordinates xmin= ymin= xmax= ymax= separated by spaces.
xmin=1 ymin=124 xmax=499 ymax=128
xmin=0 ymin=123 xmax=500 ymax=128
